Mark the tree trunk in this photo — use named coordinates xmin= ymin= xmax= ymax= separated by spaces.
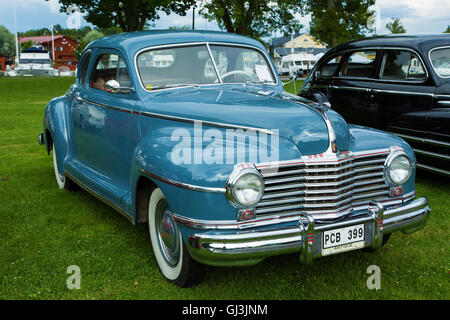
xmin=328 ymin=0 xmax=338 ymax=47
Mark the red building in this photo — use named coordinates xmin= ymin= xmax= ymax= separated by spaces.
xmin=18 ymin=35 xmax=78 ymax=71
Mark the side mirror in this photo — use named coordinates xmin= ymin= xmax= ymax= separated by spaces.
xmin=105 ymin=80 xmax=120 ymax=94
xmin=105 ymin=79 xmax=134 ymax=94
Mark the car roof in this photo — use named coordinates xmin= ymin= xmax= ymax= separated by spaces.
xmin=327 ymin=34 xmax=450 ymax=56
xmin=85 ymin=30 xmax=267 ymax=56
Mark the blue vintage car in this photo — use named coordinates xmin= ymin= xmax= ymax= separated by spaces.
xmin=39 ymin=31 xmax=430 ymax=287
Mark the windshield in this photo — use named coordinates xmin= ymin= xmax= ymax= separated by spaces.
xmin=136 ymin=44 xmax=276 ymax=90
xmin=430 ymin=47 xmax=450 ymax=77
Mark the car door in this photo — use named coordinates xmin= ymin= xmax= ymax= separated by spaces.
xmin=370 ymin=48 xmax=434 ymax=130
xmin=70 ymin=50 xmax=137 ymax=204
xmin=329 ymin=49 xmax=379 ymax=126
xmin=301 ymin=53 xmax=343 ymax=102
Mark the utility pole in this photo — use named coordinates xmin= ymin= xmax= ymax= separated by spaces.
xmin=192 ymin=6 xmax=195 ymax=30
xmin=51 ymin=25 xmax=55 ymax=64
xmin=14 ymin=3 xmax=19 ymax=66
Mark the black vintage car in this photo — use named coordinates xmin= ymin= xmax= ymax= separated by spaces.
xmin=300 ymin=34 xmax=450 ymax=177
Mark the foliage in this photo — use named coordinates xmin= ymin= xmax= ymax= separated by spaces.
xmin=0 ymin=25 xmax=15 ymax=57
xmin=444 ymin=25 xmax=450 ymax=33
xmin=305 ymin=0 xmax=375 ymax=48
xmin=53 ymin=0 xmax=196 ymax=32
xmin=20 ymin=41 xmax=33 ymax=51
xmin=75 ymin=30 xmax=105 ymax=59
xmin=200 ymin=0 xmax=303 ymax=39
xmin=385 ymin=17 xmax=406 ymax=34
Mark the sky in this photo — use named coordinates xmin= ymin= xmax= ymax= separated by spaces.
xmin=0 ymin=0 xmax=449 ymax=37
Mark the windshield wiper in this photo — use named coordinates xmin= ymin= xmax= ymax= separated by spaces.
xmin=150 ymin=83 xmax=200 ymax=90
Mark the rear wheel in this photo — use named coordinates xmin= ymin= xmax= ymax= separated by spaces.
xmin=147 ymin=187 xmax=205 ymax=287
xmin=52 ymin=143 xmax=77 ymax=190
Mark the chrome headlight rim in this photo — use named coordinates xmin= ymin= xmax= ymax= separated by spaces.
xmin=384 ymin=148 xmax=413 ymax=186
xmin=226 ymin=164 xmax=265 ymax=208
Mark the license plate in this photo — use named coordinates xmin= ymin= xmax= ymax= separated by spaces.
xmin=322 ymin=224 xmax=365 ymax=256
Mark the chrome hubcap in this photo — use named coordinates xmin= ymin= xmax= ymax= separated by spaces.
xmin=155 ymin=200 xmax=180 ymax=266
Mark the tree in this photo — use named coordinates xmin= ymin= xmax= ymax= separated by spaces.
xmin=75 ymin=29 xmax=105 ymax=59
xmin=305 ymin=0 xmax=375 ymax=48
xmin=200 ymin=0 xmax=303 ymax=39
xmin=444 ymin=25 xmax=450 ymax=33
xmin=54 ymin=0 xmax=196 ymax=32
xmin=386 ymin=17 xmax=406 ymax=34
xmin=0 ymin=25 xmax=15 ymax=57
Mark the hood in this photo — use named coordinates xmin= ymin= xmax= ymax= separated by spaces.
xmin=141 ymin=86 xmax=351 ymax=156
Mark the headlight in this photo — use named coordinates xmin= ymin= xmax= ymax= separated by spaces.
xmin=226 ymin=165 xmax=264 ymax=208
xmin=385 ymin=150 xmax=413 ymax=185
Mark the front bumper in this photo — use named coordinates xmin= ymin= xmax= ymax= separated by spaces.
xmin=186 ymin=197 xmax=430 ymax=267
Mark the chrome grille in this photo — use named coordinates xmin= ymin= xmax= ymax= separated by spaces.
xmin=255 ymin=150 xmax=390 ymax=219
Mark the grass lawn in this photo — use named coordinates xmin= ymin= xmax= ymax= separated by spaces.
xmin=0 ymin=77 xmax=448 ymax=299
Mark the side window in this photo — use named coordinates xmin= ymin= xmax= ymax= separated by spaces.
xmin=341 ymin=50 xmax=377 ymax=78
xmin=380 ymin=50 xmax=426 ymax=81
xmin=77 ymin=52 xmax=91 ymax=86
xmin=90 ymin=53 xmax=131 ymax=91
xmin=317 ymin=55 xmax=342 ymax=77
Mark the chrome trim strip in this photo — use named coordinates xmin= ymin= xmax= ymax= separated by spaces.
xmin=392 ymin=132 xmax=450 ymax=148
xmin=139 ymin=110 xmax=274 ymax=135
xmin=413 ymin=148 xmax=450 ymax=161
xmin=372 ymin=88 xmax=434 ymax=97
xmin=140 ymin=168 xmax=226 ymax=193
xmin=331 ymin=85 xmax=370 ymax=92
xmin=437 ymin=100 xmax=450 ymax=106
xmin=70 ymin=93 xmax=274 ymax=135
xmin=64 ymin=171 xmax=135 ymax=224
xmin=416 ymin=163 xmax=450 ymax=176
xmin=255 ymin=148 xmax=390 ymax=169
xmin=428 ymin=46 xmax=450 ymax=79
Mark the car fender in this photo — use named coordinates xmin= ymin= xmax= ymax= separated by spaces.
xmin=129 ymin=121 xmax=302 ymax=222
xmin=44 ymin=95 xmax=71 ymax=173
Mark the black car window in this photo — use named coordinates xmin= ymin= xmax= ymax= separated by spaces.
xmin=77 ymin=52 xmax=91 ymax=87
xmin=90 ymin=53 xmax=131 ymax=91
xmin=380 ymin=50 xmax=426 ymax=81
xmin=317 ymin=55 xmax=342 ymax=77
xmin=429 ymin=47 xmax=450 ymax=78
xmin=341 ymin=51 xmax=377 ymax=78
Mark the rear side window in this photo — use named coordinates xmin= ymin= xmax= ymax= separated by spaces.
xmin=429 ymin=47 xmax=450 ymax=78
xmin=317 ymin=55 xmax=342 ymax=77
xmin=77 ymin=52 xmax=91 ymax=86
xmin=341 ymin=51 xmax=377 ymax=78
xmin=380 ymin=50 xmax=427 ymax=81
xmin=90 ymin=53 xmax=131 ymax=91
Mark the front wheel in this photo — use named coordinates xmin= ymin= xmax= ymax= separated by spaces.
xmin=147 ymin=187 xmax=205 ymax=287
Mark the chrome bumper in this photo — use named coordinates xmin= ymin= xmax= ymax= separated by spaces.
xmin=186 ymin=197 xmax=430 ymax=267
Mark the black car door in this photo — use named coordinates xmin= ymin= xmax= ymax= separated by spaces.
xmin=370 ymin=48 xmax=435 ymax=130
xmin=329 ymin=49 xmax=379 ymax=126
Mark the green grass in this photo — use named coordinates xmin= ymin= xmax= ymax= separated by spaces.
xmin=0 ymin=77 xmax=448 ymax=299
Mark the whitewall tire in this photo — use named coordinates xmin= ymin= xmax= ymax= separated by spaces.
xmin=52 ymin=143 xmax=76 ymax=190
xmin=147 ymin=187 xmax=204 ymax=287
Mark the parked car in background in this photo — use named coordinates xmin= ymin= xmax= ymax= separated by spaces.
xmin=39 ymin=31 xmax=430 ymax=287
xmin=299 ymin=34 xmax=450 ymax=177
xmin=279 ymin=53 xmax=317 ymax=77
